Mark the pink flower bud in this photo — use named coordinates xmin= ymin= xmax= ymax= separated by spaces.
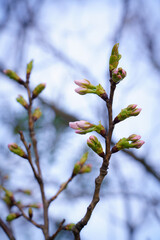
xmin=131 ymin=108 xmax=142 ymax=116
xmin=132 ymin=140 xmax=145 ymax=149
xmin=75 ymin=87 xmax=87 ymax=95
xmin=127 ymin=134 xmax=141 ymax=142
xmin=127 ymin=104 xmax=137 ymax=110
xmin=69 ymin=122 xmax=78 ymax=129
xmin=69 ymin=120 xmax=92 ymax=130
xmin=74 ymin=79 xmax=90 ymax=87
xmin=76 ymin=120 xmax=92 ymax=129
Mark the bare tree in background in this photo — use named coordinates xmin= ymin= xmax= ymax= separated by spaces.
xmin=0 ymin=0 xmax=160 ymax=239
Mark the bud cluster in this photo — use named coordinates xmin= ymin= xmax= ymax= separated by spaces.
xmin=112 ymin=134 xmax=145 ymax=153
xmin=112 ymin=67 xmax=127 ymax=83
xmin=114 ymin=104 xmax=142 ymax=124
xmin=73 ymin=152 xmax=92 ymax=175
xmin=74 ymin=79 xmax=108 ymax=101
xmin=69 ymin=120 xmax=106 ymax=137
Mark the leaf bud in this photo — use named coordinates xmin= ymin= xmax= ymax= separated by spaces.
xmin=8 ymin=143 xmax=27 ymax=159
xmin=16 ymin=95 xmax=28 ymax=109
xmin=28 ymin=207 xmax=33 ymax=219
xmin=3 ymin=70 xmax=24 ymax=85
xmin=6 ymin=213 xmax=21 ymax=222
xmin=32 ymin=108 xmax=42 ymax=121
xmin=32 ymin=83 xmax=46 ymax=99
xmin=109 ymin=43 xmax=121 ymax=70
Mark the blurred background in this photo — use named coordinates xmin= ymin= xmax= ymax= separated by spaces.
xmin=0 ymin=0 xmax=160 ymax=239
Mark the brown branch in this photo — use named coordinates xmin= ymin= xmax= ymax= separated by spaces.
xmin=48 ymin=219 xmax=65 ymax=240
xmin=0 ymin=218 xmax=15 ymax=240
xmin=15 ymin=203 xmax=43 ymax=229
xmin=72 ymin=75 xmax=116 ymax=239
xmin=48 ymin=175 xmax=74 ymax=206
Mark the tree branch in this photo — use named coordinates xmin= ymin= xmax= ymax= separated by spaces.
xmin=0 ymin=218 xmax=15 ymax=240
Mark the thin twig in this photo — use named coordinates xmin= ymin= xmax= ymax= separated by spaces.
xmin=15 ymin=202 xmax=43 ymax=229
xmin=48 ymin=176 xmax=74 ymax=206
xmin=19 ymin=131 xmax=38 ymax=179
xmin=26 ymin=77 xmax=49 ymax=238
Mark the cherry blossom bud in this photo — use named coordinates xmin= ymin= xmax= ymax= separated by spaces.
xmin=131 ymin=140 xmax=145 ymax=149
xmin=8 ymin=143 xmax=27 ymax=159
xmin=87 ymin=136 xmax=104 ymax=157
xmin=131 ymin=108 xmax=142 ymax=116
xmin=3 ymin=70 xmax=24 ymax=85
xmin=127 ymin=134 xmax=141 ymax=142
xmin=74 ymin=80 xmax=108 ymax=100
xmin=112 ymin=67 xmax=127 ymax=83
xmin=114 ymin=104 xmax=141 ymax=124
xmin=75 ymin=87 xmax=89 ymax=95
xmin=16 ymin=95 xmax=28 ymax=109
xmin=112 ymin=135 xmax=145 ymax=153
xmin=32 ymin=108 xmax=42 ymax=121
xmin=32 ymin=83 xmax=46 ymax=99
xmin=74 ymin=79 xmax=95 ymax=88
xmin=127 ymin=104 xmax=137 ymax=110
xmin=69 ymin=120 xmax=106 ymax=136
